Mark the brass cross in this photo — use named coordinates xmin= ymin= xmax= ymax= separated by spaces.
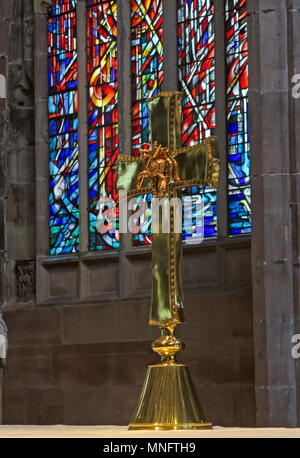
xmin=117 ymin=92 xmax=220 ymax=329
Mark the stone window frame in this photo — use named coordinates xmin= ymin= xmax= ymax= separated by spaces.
xmin=34 ymin=0 xmax=251 ymax=306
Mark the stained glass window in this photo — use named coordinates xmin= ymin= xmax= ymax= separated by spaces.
xmin=132 ymin=194 xmax=153 ymax=246
xmin=48 ymin=0 xmax=251 ymax=256
xmin=131 ymin=0 xmax=163 ymax=245
xmin=48 ymin=0 xmax=79 ymax=255
xmin=225 ymin=0 xmax=251 ymax=234
xmin=87 ymin=0 xmax=119 ymax=250
xmin=131 ymin=0 xmax=164 ymax=155
xmin=178 ymin=0 xmax=217 ymax=239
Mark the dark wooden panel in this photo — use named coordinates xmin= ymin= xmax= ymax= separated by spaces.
xmin=183 ymin=246 xmax=218 ymax=289
xmin=47 ymin=262 xmax=79 ymax=300
xmin=125 ymin=254 xmax=152 ymax=297
xmin=226 ymin=246 xmax=252 ymax=287
xmin=81 ymin=259 xmax=119 ymax=300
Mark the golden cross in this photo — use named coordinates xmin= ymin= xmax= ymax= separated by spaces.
xmin=117 ymin=92 xmax=220 ymax=329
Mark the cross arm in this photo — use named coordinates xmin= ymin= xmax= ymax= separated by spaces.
xmin=173 ymin=136 xmax=220 ymax=190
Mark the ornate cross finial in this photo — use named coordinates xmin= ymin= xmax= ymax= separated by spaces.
xmin=136 ymin=142 xmax=181 ymax=197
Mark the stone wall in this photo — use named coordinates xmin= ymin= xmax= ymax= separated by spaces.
xmin=0 ymin=0 xmax=13 ymax=425
xmin=0 ymin=0 xmax=36 ymax=424
xmin=2 ymin=288 xmax=254 ymax=426
xmin=0 ymin=0 xmax=256 ymax=427
xmin=0 ymin=0 xmax=36 ymax=310
xmin=248 ymin=0 xmax=300 ymax=427
xmin=2 ymin=0 xmax=300 ymax=429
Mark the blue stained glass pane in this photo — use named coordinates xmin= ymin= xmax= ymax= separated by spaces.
xmin=131 ymin=0 xmax=163 ymax=246
xmin=132 ymin=194 xmax=152 ymax=246
xmin=131 ymin=0 xmax=163 ymax=156
xmin=87 ymin=0 xmax=119 ymax=251
xmin=226 ymin=0 xmax=251 ymax=235
xmin=48 ymin=0 xmax=79 ymax=255
xmin=178 ymin=0 xmax=217 ymax=240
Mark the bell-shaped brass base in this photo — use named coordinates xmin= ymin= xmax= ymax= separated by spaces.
xmin=129 ymin=364 xmax=212 ymax=430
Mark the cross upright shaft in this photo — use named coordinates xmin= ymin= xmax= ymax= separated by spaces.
xmin=117 ymin=91 xmax=219 ymax=329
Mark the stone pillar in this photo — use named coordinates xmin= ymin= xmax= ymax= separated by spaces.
xmin=162 ymin=0 xmax=178 ymax=92
xmin=248 ymin=0 xmax=300 ymax=426
xmin=0 ymin=0 xmax=13 ymax=425
xmin=0 ymin=0 xmax=36 ymax=308
xmin=287 ymin=0 xmax=300 ymax=427
xmin=34 ymin=0 xmax=51 ymax=258
xmin=0 ymin=0 xmax=14 ymax=310
xmin=117 ymin=0 xmax=137 ymax=299
xmin=77 ymin=0 xmax=89 ymax=253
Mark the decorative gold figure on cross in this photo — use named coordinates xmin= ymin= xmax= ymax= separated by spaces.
xmin=137 ymin=142 xmax=181 ymax=197
xmin=117 ymin=92 xmax=220 ymax=430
